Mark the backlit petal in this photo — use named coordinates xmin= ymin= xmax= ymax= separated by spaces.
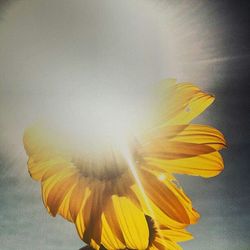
xmin=139 ymin=169 xmax=190 ymax=224
xmin=155 ymin=83 xmax=214 ymax=126
xmin=145 ymin=151 xmax=224 ymax=178
xmin=161 ymin=228 xmax=193 ymax=242
xmin=111 ymin=195 xmax=149 ymax=249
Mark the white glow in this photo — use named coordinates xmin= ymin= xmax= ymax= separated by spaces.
xmin=0 ymin=0 xmax=223 ymax=158
xmin=47 ymin=91 xmax=154 ymax=155
xmin=158 ymin=173 xmax=166 ymax=181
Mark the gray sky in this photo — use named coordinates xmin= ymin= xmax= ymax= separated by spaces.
xmin=0 ymin=1 xmax=249 ymax=249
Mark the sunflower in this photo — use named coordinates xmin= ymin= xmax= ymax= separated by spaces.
xmin=23 ymin=79 xmax=226 ymax=250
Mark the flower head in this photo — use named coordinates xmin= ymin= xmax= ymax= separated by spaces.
xmin=23 ymin=79 xmax=226 ymax=249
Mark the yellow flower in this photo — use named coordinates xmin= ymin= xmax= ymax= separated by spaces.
xmin=23 ymin=79 xmax=226 ymax=250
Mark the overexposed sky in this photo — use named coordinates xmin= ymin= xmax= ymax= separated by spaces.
xmin=0 ymin=0 xmax=224 ymax=151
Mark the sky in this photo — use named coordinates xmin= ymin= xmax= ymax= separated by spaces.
xmin=0 ymin=0 xmax=249 ymax=249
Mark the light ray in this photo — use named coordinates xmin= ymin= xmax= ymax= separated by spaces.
xmin=122 ymin=145 xmax=165 ymax=247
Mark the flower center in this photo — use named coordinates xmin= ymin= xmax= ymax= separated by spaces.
xmin=145 ymin=215 xmax=157 ymax=248
xmin=72 ymin=140 xmax=141 ymax=180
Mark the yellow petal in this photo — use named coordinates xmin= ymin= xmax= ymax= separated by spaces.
xmin=139 ymin=169 xmax=190 ymax=224
xmin=82 ymin=199 xmax=101 ymax=245
xmin=170 ymin=84 xmax=214 ymax=125
xmin=23 ymin=124 xmax=58 ymax=156
xmin=169 ymin=124 xmax=226 ymax=150
xmin=142 ymin=124 xmax=226 ymax=152
xmin=69 ymin=177 xmax=90 ymax=221
xmin=57 ymin=185 xmax=75 ymax=222
xmin=153 ymin=237 xmax=182 ymax=250
xmin=141 ymin=168 xmax=199 ymax=225
xmin=145 ymin=151 xmax=224 ymax=178
xmin=82 ymin=181 xmax=107 ymax=246
xmin=141 ymin=141 xmax=216 ymax=160
xmin=41 ymin=163 xmax=71 ymax=182
xmin=161 ymin=228 xmax=193 ymax=242
xmin=41 ymin=167 xmax=77 ymax=213
xmin=101 ymin=213 xmax=126 ymax=249
xmin=162 ymin=177 xmax=200 ymax=224
xmin=154 ymin=83 xmax=214 ymax=126
xmin=131 ymin=184 xmax=188 ymax=230
xmin=103 ymin=197 xmax=126 ymax=247
xmin=46 ymin=172 xmax=78 ymax=216
xmin=27 ymin=157 xmax=56 ymax=181
xmin=74 ymin=197 xmax=89 ymax=239
xmin=23 ymin=124 xmax=71 ymax=162
xmin=111 ymin=195 xmax=149 ymax=249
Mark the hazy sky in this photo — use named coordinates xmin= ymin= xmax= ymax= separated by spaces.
xmin=0 ymin=1 xmax=249 ymax=249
